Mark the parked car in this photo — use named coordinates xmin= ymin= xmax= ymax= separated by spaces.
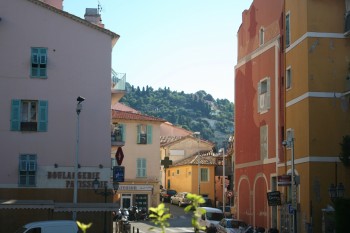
xmin=217 ymin=206 xmax=233 ymax=218
xmin=196 ymin=207 xmax=225 ymax=232
xmin=216 ymin=218 xmax=248 ymax=233
xmin=160 ymin=189 xmax=177 ymax=202
xmin=170 ymin=192 xmax=191 ymax=207
xmin=15 ymin=220 xmax=78 ymax=233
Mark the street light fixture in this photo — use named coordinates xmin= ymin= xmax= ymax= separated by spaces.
xmin=93 ymin=178 xmax=119 ymax=233
xmin=73 ymin=96 xmax=85 ymax=220
xmin=193 ymin=132 xmax=201 ymax=195
xmin=328 ymin=182 xmax=345 ymax=202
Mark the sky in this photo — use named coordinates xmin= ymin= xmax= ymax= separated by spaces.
xmin=63 ymin=0 xmax=253 ymax=102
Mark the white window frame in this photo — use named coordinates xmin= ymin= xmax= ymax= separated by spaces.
xmin=258 ymin=78 xmax=271 ymax=113
xmin=286 ymin=12 xmax=291 ymax=47
xmin=286 ymin=66 xmax=292 ymax=90
xmin=259 ymin=27 xmax=265 ymax=46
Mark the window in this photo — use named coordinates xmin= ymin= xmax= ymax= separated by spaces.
xmin=200 ymin=168 xmax=209 ymax=182
xmin=258 ymin=78 xmax=270 ymax=113
xmin=137 ymin=124 xmax=153 ymax=144
xmin=259 ymin=27 xmax=264 ymax=46
xmin=31 ymin=47 xmax=47 ymax=78
xmin=112 ymin=123 xmax=125 ymax=143
xmin=285 ymin=13 xmax=290 ymax=47
xmin=136 ymin=158 xmax=146 ymax=177
xmin=11 ymin=99 xmax=48 ymax=132
xmin=286 ymin=67 xmax=292 ymax=89
xmin=260 ymin=125 xmax=268 ymax=159
xmin=19 ymin=154 xmax=37 ymax=186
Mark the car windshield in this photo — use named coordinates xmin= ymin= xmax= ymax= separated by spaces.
xmin=207 ymin=212 xmax=224 ymax=221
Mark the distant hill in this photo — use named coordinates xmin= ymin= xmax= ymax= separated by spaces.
xmin=120 ymin=83 xmax=234 ymax=149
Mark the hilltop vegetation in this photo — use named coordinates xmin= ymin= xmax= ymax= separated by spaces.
xmin=120 ymin=83 xmax=234 ymax=148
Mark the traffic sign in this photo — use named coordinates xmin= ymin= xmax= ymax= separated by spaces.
xmin=113 ymin=166 xmax=125 ymax=182
xmin=115 ymin=147 xmax=124 ymax=165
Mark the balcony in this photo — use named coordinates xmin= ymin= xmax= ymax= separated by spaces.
xmin=111 ymin=69 xmax=126 ymax=105
xmin=111 ymin=132 xmax=125 ymax=146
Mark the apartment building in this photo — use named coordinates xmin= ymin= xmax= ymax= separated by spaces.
xmin=0 ymin=0 xmax=122 ymax=232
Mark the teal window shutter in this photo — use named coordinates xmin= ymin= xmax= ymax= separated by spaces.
xmin=137 ymin=125 xmax=141 ymax=143
xmin=37 ymin=100 xmax=48 ymax=132
xmin=11 ymin=99 xmax=21 ymax=131
xmin=147 ymin=125 xmax=153 ymax=144
xmin=137 ymin=158 xmax=147 ymax=177
xmin=31 ymin=47 xmax=47 ymax=78
xmin=121 ymin=124 xmax=126 ymax=142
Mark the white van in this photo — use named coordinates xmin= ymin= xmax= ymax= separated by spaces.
xmin=15 ymin=220 xmax=78 ymax=233
xmin=196 ymin=207 xmax=224 ymax=232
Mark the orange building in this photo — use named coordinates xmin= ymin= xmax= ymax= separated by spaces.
xmin=234 ymin=0 xmax=284 ymax=230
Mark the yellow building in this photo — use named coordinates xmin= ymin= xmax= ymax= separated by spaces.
xmin=166 ymin=152 xmax=217 ymax=203
xmin=280 ymin=1 xmax=350 ymax=232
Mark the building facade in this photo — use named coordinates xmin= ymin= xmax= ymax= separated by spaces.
xmin=0 ymin=0 xmax=121 ymax=232
xmin=280 ymin=1 xmax=350 ymax=232
xmin=234 ymin=0 xmax=284 ymax=230
xmin=111 ymin=103 xmax=166 ymax=210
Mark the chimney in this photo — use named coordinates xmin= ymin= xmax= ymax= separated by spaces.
xmin=40 ymin=0 xmax=63 ymax=10
xmin=84 ymin=8 xmax=105 ymax=28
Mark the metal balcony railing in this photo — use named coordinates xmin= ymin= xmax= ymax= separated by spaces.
xmin=111 ymin=69 xmax=126 ymax=91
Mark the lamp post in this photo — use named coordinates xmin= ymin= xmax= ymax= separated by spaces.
xmin=93 ymin=178 xmax=119 ymax=233
xmin=282 ymin=134 xmax=296 ymax=233
xmin=328 ymin=182 xmax=345 ymax=202
xmin=73 ymin=96 xmax=85 ymax=220
xmin=193 ymin=132 xmax=201 ymax=195
xmin=219 ymin=148 xmax=226 ymax=214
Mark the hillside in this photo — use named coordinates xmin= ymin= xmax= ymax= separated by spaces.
xmin=120 ymin=83 xmax=234 ymax=149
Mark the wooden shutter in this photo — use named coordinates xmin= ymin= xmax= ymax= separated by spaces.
xmin=147 ymin=125 xmax=153 ymax=144
xmin=11 ymin=99 xmax=21 ymax=131
xmin=37 ymin=100 xmax=48 ymax=132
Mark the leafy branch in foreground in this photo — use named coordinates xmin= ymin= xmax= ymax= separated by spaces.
xmin=76 ymin=221 xmax=92 ymax=233
xmin=148 ymin=203 xmax=171 ymax=233
xmin=184 ymin=193 xmax=206 ymax=233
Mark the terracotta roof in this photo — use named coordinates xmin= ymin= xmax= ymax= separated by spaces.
xmin=112 ymin=103 xmax=140 ymax=113
xmin=160 ymin=135 xmax=187 ymax=146
xmin=171 ymin=150 xmax=217 ymax=166
xmin=27 ymin=0 xmax=119 ymax=45
xmin=112 ymin=110 xmax=166 ymax=122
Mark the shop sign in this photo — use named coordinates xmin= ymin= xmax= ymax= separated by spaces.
xmin=277 ymin=175 xmax=291 ymax=186
xmin=267 ymin=191 xmax=281 ymax=206
xmin=118 ymin=184 xmax=153 ymax=191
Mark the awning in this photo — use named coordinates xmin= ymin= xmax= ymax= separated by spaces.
xmin=0 ymin=200 xmax=119 ymax=212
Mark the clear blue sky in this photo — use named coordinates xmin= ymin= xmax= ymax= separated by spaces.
xmin=63 ymin=0 xmax=253 ymax=102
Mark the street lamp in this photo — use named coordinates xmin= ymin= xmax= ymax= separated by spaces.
xmin=73 ymin=96 xmax=85 ymax=220
xmin=193 ymin=132 xmax=201 ymax=195
xmin=282 ymin=133 xmax=296 ymax=233
xmin=219 ymin=148 xmax=226 ymax=214
xmin=328 ymin=182 xmax=345 ymax=202
xmin=93 ymin=178 xmax=119 ymax=233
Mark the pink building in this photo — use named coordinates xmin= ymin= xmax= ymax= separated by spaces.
xmin=234 ymin=0 xmax=284 ymax=230
xmin=0 ymin=0 xmax=123 ymax=232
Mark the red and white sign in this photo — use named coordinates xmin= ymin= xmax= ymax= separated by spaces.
xmin=115 ymin=147 xmax=124 ymax=165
